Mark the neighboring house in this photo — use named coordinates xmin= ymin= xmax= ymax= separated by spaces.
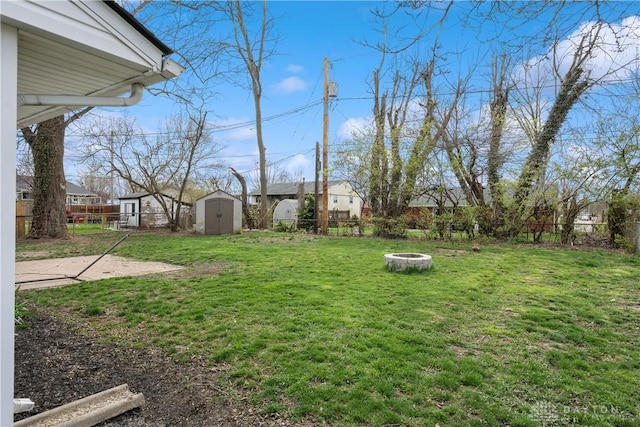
xmin=16 ymin=175 xmax=100 ymax=205
xmin=2 ymin=0 xmax=182 ymax=421
xmin=249 ymin=180 xmax=363 ymax=220
xmin=407 ymin=187 xmax=607 ymax=233
xmin=119 ymin=191 xmax=190 ymax=228
xmin=404 ymin=188 xmax=471 ymax=226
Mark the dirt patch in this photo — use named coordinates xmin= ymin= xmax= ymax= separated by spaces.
xmin=242 ymin=234 xmax=319 ymax=244
xmin=161 ymin=262 xmax=228 ymax=280
xmin=432 ymin=248 xmax=469 ymax=257
xmin=15 ymin=251 xmax=51 ymax=259
xmin=14 ymin=308 xmax=308 ymax=426
xmin=617 ymin=302 xmax=640 ymax=312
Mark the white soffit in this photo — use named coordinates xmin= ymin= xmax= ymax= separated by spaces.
xmin=1 ymin=0 xmax=183 ymax=128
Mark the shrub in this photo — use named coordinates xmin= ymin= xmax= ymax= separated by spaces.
xmin=433 ymin=213 xmax=454 ymax=240
xmin=372 ymin=217 xmax=406 ymax=239
xmin=275 ymin=220 xmax=296 ymax=232
xmin=297 ymin=194 xmax=316 ymax=232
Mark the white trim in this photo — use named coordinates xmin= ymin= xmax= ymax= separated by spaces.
xmin=0 ymin=22 xmax=18 ymax=424
xmin=2 ymin=0 xmax=162 ymax=69
xmin=1 ymin=1 xmax=183 ymax=423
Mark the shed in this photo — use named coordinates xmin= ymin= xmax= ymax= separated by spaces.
xmin=118 ymin=191 xmax=189 ymax=229
xmin=194 ymin=190 xmax=242 ymax=235
xmin=273 ymin=199 xmax=299 ymax=228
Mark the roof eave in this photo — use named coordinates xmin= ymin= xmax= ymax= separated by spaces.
xmin=102 ymin=0 xmax=173 ymax=56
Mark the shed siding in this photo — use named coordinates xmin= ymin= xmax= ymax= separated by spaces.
xmin=194 ymin=190 xmax=242 ymax=234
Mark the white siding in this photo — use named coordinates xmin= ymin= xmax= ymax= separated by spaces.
xmin=327 ymin=182 xmax=362 ymax=218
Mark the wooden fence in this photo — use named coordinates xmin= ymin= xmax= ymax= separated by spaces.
xmin=16 ymin=202 xmax=121 ymax=237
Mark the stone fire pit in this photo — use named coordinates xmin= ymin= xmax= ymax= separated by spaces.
xmin=384 ymin=253 xmax=432 ymax=271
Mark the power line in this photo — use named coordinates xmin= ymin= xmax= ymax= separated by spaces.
xmin=67 ymin=73 xmax=640 ymax=140
xmin=68 ymin=99 xmax=324 ymax=138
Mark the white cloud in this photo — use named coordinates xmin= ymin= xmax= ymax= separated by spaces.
xmin=517 ymin=16 xmax=640 ymax=88
xmin=555 ymin=17 xmax=640 ymax=82
xmin=273 ymin=76 xmax=307 ymax=94
xmin=337 ymin=117 xmax=372 ymax=140
xmin=286 ymin=64 xmax=304 ymax=73
xmin=287 ymin=153 xmax=310 ymax=170
xmin=226 ymin=127 xmax=255 ymax=141
xmin=211 ymin=116 xmax=255 ymax=141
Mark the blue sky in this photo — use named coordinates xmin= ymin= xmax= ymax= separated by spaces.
xmin=65 ymin=2 xmax=370 ymax=185
xmin=70 ymin=1 xmax=640 ymax=187
xmin=115 ymin=1 xmax=388 ymax=184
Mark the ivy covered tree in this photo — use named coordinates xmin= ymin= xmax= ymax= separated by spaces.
xmin=20 ymin=109 xmax=91 ymax=238
xmin=20 ymin=116 xmax=68 ymax=238
xmin=365 ymin=4 xmax=459 ymax=238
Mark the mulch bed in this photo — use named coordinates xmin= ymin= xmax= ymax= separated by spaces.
xmin=14 ymin=309 xmax=301 ymax=426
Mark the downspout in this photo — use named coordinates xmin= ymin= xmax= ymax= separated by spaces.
xmin=17 ymin=83 xmax=144 ymax=108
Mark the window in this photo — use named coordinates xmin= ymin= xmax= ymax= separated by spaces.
xmin=333 ymin=195 xmax=338 ymax=203
xmin=349 ymin=196 xmax=354 ymax=204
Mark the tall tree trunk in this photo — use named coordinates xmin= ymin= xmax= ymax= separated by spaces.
xmin=231 ymin=0 xmax=270 ymax=229
xmin=560 ymin=193 xmax=580 ymax=245
xmin=508 ymin=67 xmax=589 ymax=236
xmin=369 ymin=69 xmax=387 ymax=218
xmin=509 ymin=30 xmax=598 ymax=236
xmin=486 ymin=55 xmax=510 ymax=236
xmin=230 ymin=167 xmax=254 ymax=229
xmin=256 ymin=95 xmax=269 ymax=229
xmin=22 ymin=116 xmax=69 ymax=239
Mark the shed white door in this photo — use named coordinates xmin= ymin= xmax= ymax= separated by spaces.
xmin=205 ymin=198 xmax=234 ymax=235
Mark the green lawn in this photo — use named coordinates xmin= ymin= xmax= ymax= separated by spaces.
xmin=17 ymin=232 xmax=640 ymax=426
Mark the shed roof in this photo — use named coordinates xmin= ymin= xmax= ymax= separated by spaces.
xmin=119 ymin=191 xmax=192 ymax=206
xmin=119 ymin=191 xmax=155 ymax=199
xmin=195 ymin=189 xmax=241 ymax=203
xmin=248 ymin=180 xmax=343 ymax=196
xmin=16 ymin=175 xmax=97 ymax=196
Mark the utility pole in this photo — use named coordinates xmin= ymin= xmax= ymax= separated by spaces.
xmin=322 ymin=57 xmax=329 ymax=235
xmin=110 ymin=130 xmax=115 ymax=205
xmin=314 ymin=141 xmax=320 ymax=235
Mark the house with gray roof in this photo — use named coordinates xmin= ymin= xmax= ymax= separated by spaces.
xmin=249 ymin=180 xmax=363 ymax=220
xmin=16 ymin=175 xmax=99 ymax=205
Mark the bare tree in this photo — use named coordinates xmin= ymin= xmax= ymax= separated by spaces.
xmin=76 ymin=161 xmax=113 ymax=203
xmin=332 ymin=132 xmax=374 ymax=219
xmin=83 ymin=107 xmax=220 ymax=231
xmin=210 ymin=0 xmax=278 ymax=229
xmin=127 ymin=1 xmax=280 ymax=225
xmin=510 ymin=36 xmax=598 ymax=233
xmin=361 ymin=2 xmax=468 ymax=236
xmin=16 ymin=0 xmax=180 ymax=239
xmin=484 ymin=55 xmax=512 ymax=234
xmin=230 ymin=167 xmax=254 ymax=229
xmin=595 ymin=111 xmax=640 ymax=246
xmin=550 ymin=144 xmax=606 ymax=245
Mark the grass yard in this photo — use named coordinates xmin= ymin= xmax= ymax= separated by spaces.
xmin=17 ymin=232 xmax=640 ymax=426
